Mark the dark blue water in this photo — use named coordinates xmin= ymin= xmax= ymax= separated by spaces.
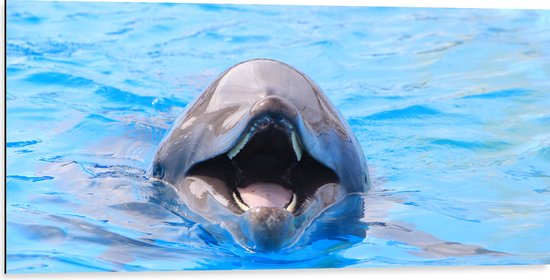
xmin=6 ymin=1 xmax=550 ymax=273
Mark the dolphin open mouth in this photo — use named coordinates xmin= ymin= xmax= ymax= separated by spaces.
xmin=152 ymin=59 xmax=369 ymax=251
xmin=187 ymin=115 xmax=339 ymax=216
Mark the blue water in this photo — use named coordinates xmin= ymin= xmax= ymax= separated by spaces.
xmin=6 ymin=1 xmax=550 ymax=273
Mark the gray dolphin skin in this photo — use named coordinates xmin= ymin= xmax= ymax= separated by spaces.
xmin=151 ymin=59 xmax=370 ymax=251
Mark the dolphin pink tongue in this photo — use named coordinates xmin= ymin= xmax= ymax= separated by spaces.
xmin=237 ymin=182 xmax=292 ymax=208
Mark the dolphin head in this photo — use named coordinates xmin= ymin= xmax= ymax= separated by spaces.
xmin=151 ymin=59 xmax=370 ymax=251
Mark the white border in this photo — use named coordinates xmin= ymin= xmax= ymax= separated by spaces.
xmin=0 ymin=265 xmax=549 ymax=280
xmin=2 ymin=0 xmax=550 ymax=279
xmin=53 ymin=0 xmax=550 ymax=9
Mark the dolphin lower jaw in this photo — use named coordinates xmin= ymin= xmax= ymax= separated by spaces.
xmin=239 ymin=207 xmax=295 ymax=251
xmin=176 ymin=174 xmax=347 ymax=251
xmin=232 ymin=182 xmax=348 ymax=251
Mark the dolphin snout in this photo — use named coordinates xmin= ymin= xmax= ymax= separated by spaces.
xmin=239 ymin=207 xmax=295 ymax=251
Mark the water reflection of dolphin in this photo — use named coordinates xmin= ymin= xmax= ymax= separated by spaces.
xmin=151 ymin=59 xmax=370 ymax=251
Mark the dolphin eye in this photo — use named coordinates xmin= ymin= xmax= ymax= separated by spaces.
xmin=152 ymin=163 xmax=165 ymax=179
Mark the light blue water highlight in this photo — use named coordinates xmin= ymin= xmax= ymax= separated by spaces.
xmin=6 ymin=0 xmax=550 ymax=273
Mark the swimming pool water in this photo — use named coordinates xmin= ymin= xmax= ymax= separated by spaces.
xmin=6 ymin=0 xmax=550 ymax=273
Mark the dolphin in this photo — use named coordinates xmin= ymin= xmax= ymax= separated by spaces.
xmin=151 ymin=59 xmax=370 ymax=251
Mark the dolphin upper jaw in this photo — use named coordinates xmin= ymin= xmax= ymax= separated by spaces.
xmin=249 ymin=95 xmax=299 ymax=120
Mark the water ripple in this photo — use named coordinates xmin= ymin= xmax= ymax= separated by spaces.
xmin=462 ymin=88 xmax=531 ymax=99
xmin=7 ymin=140 xmax=42 ymax=148
xmin=25 ymin=72 xmax=95 ymax=87
xmin=429 ymin=139 xmax=511 ymax=151
xmin=7 ymin=175 xmax=55 ymax=182
xmin=365 ymin=105 xmax=441 ymax=120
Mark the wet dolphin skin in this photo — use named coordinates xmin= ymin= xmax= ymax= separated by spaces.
xmin=151 ymin=59 xmax=370 ymax=251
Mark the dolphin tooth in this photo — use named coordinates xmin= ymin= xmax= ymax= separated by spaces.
xmin=233 ymin=192 xmax=250 ymax=211
xmin=291 ymin=131 xmax=302 ymax=161
xmin=285 ymin=193 xmax=297 ymax=213
xmin=227 ymin=133 xmax=251 ymax=160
